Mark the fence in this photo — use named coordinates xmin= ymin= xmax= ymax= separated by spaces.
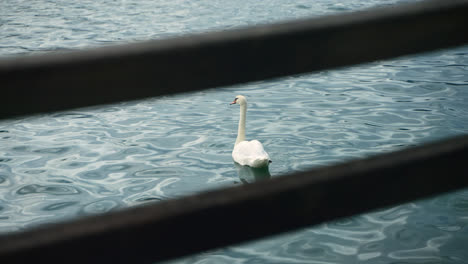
xmin=0 ymin=0 xmax=468 ymax=263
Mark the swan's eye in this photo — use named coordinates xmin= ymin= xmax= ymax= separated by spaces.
xmin=230 ymin=98 xmax=239 ymax=105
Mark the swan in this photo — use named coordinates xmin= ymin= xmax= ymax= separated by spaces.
xmin=230 ymin=95 xmax=270 ymax=168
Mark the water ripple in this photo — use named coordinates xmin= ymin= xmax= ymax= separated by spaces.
xmin=80 ymin=199 xmax=121 ymax=215
xmin=16 ymin=184 xmax=81 ymax=196
xmin=42 ymin=201 xmax=79 ymax=211
xmin=1 ymin=0 xmax=468 ymax=263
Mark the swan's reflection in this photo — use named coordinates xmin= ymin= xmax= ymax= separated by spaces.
xmin=234 ymin=162 xmax=271 ymax=183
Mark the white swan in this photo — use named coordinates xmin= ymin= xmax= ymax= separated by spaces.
xmin=230 ymin=95 xmax=270 ymax=168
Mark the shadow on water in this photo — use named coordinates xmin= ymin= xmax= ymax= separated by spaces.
xmin=234 ymin=162 xmax=271 ymax=184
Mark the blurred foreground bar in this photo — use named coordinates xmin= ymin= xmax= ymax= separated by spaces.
xmin=0 ymin=135 xmax=467 ymax=264
xmin=1 ymin=0 xmax=468 ymax=263
xmin=1 ymin=0 xmax=468 ymax=119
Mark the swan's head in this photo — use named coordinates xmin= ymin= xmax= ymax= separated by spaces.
xmin=230 ymin=95 xmax=247 ymax=106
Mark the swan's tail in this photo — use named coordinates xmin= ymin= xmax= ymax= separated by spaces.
xmin=251 ymin=157 xmax=270 ymax=168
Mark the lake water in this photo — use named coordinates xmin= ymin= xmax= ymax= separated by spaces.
xmin=1 ymin=0 xmax=468 ymax=263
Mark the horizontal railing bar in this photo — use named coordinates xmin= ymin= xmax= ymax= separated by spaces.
xmin=1 ymin=0 xmax=468 ymax=119
xmin=1 ymin=1 xmax=468 ymax=263
xmin=0 ymin=134 xmax=467 ymax=263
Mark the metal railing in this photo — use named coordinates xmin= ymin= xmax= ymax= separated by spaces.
xmin=0 ymin=0 xmax=468 ymax=263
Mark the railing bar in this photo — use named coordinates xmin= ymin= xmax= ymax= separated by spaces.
xmin=1 ymin=0 xmax=468 ymax=119
xmin=0 ymin=134 xmax=467 ymax=264
xmin=1 ymin=0 xmax=468 ymax=263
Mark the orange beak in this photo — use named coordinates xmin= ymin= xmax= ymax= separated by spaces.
xmin=230 ymin=98 xmax=238 ymax=105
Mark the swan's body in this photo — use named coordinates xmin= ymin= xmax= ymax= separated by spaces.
xmin=230 ymin=95 xmax=270 ymax=168
xmin=232 ymin=140 xmax=270 ymax=168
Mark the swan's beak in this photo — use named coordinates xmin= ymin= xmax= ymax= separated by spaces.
xmin=230 ymin=98 xmax=238 ymax=105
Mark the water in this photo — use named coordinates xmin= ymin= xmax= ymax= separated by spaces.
xmin=1 ymin=0 xmax=468 ymax=263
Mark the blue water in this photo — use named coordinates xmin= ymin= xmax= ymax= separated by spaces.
xmin=1 ymin=0 xmax=468 ymax=263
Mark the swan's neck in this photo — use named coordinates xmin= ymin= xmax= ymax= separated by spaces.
xmin=235 ymin=104 xmax=246 ymax=145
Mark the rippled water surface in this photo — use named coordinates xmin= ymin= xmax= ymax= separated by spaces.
xmin=1 ymin=0 xmax=468 ymax=263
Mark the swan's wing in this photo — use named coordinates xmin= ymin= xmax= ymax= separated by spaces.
xmin=232 ymin=140 xmax=270 ymax=168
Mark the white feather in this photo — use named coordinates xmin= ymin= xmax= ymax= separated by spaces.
xmin=232 ymin=140 xmax=270 ymax=167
